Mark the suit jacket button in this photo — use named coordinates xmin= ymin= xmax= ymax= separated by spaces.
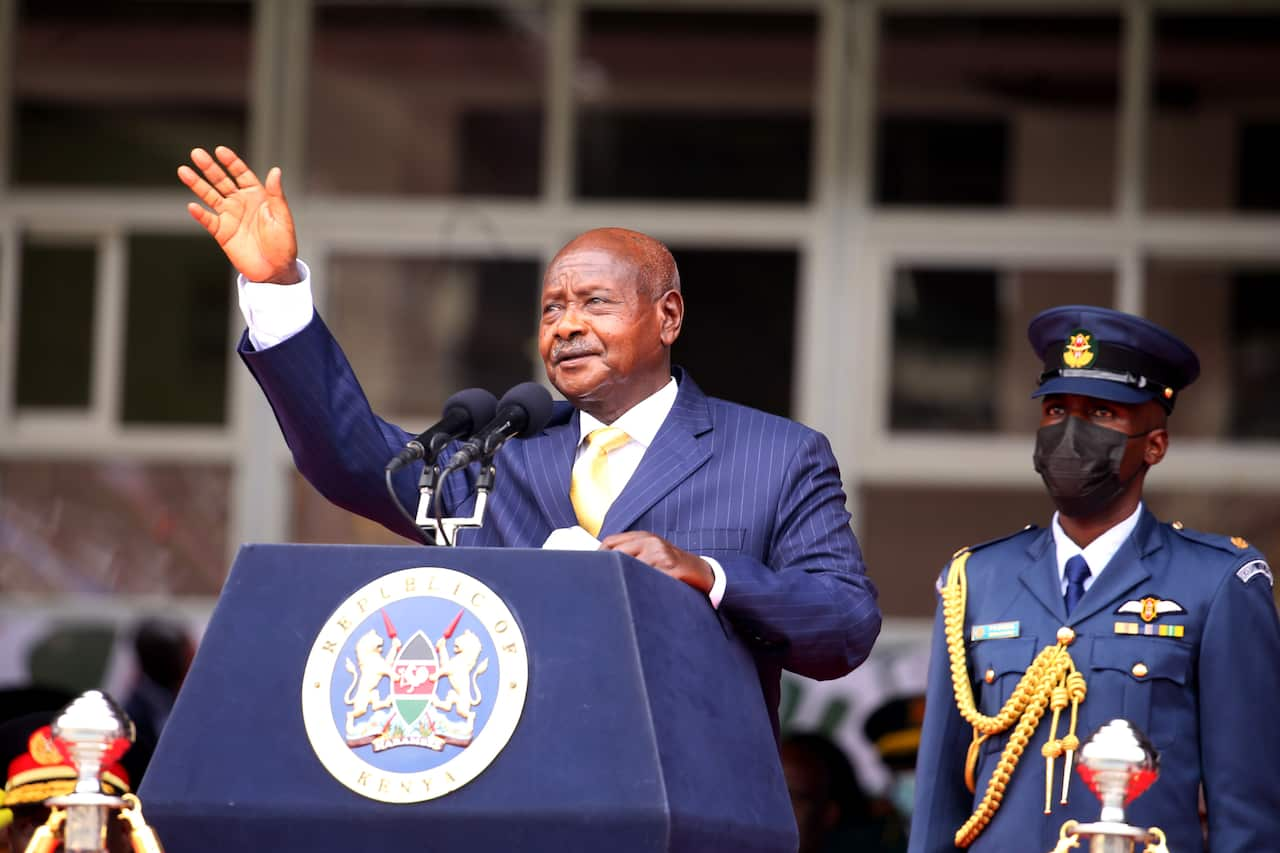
xmin=1057 ymin=626 xmax=1076 ymax=645
xmin=984 ymin=668 xmax=996 ymax=684
xmin=1132 ymin=662 xmax=1149 ymax=678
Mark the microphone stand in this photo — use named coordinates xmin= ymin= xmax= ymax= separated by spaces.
xmin=415 ymin=459 xmax=496 ymax=546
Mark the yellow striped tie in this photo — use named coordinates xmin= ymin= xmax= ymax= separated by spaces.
xmin=570 ymin=427 xmax=632 ymax=537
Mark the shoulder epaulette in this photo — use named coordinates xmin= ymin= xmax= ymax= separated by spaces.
xmin=1168 ymin=522 xmax=1266 ymax=561
xmin=938 ymin=525 xmax=1040 ymax=592
xmin=952 ymin=524 xmax=1040 ymax=559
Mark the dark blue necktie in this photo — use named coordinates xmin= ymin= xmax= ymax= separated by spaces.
xmin=1064 ymin=554 xmax=1091 ymax=616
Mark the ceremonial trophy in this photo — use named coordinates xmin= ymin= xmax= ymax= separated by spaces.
xmin=24 ymin=690 xmax=165 ymax=853
xmin=1049 ymin=719 xmax=1170 ymax=853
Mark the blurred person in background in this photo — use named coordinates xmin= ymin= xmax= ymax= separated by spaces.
xmin=122 ymin=619 xmax=195 ymax=784
xmin=782 ymin=731 xmax=906 ymax=853
xmin=863 ymin=693 xmax=925 ymax=836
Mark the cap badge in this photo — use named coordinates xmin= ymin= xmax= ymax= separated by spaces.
xmin=1062 ymin=329 xmax=1096 ymax=369
xmin=29 ymin=727 xmax=65 ymax=766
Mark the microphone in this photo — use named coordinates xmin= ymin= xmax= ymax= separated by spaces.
xmin=442 ymin=382 xmax=554 ymax=472
xmin=385 ymin=388 xmax=498 ymax=472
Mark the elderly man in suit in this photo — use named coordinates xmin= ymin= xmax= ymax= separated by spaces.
xmin=178 ymin=146 xmax=882 ymax=734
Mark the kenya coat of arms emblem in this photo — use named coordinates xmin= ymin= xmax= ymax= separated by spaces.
xmin=302 ymin=567 xmax=528 ymax=802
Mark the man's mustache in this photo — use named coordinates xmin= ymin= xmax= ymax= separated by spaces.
xmin=551 ymin=342 xmax=598 ymax=362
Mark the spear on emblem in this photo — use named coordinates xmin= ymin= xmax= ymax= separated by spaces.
xmin=442 ymin=609 xmax=464 ymax=641
xmin=376 ymin=609 xmax=403 ymax=738
xmin=381 ymin=608 xmax=398 ymax=641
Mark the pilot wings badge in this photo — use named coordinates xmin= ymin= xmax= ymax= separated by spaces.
xmin=1116 ymin=596 xmax=1185 ymax=623
xmin=302 ymin=567 xmax=528 ymax=803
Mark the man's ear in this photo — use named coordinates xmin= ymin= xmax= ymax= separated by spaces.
xmin=1144 ymin=427 xmax=1169 ymax=467
xmin=657 ymin=289 xmax=684 ymax=347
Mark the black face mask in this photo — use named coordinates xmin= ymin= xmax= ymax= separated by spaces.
xmin=1032 ymin=417 xmax=1149 ymax=518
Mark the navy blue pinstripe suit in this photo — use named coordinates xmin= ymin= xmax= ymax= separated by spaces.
xmin=239 ymin=314 xmax=881 ymax=733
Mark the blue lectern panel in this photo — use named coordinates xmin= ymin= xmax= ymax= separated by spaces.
xmin=140 ymin=545 xmax=794 ymax=852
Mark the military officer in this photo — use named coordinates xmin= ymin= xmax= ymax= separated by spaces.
xmin=909 ymin=305 xmax=1280 ymax=853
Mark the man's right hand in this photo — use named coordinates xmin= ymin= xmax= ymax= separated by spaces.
xmin=178 ymin=146 xmax=300 ymax=284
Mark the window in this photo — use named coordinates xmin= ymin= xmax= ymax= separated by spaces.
xmin=877 ymin=14 xmax=1121 ymax=209
xmin=308 ymin=3 xmax=547 ymax=196
xmin=1144 ymin=260 xmax=1280 ymax=439
xmin=15 ymin=240 xmax=96 ymax=410
xmin=1148 ymin=14 xmax=1280 ymax=212
xmin=890 ymin=265 xmax=1115 ymax=433
xmin=576 ymin=10 xmax=816 ymax=201
xmin=670 ymin=247 xmax=798 ymax=418
xmin=325 ymin=254 xmax=542 ymax=415
xmin=122 ymin=235 xmax=233 ymax=425
xmin=11 ymin=0 xmax=251 ymax=187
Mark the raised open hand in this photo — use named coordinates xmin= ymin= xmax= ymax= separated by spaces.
xmin=178 ymin=146 xmax=300 ymax=284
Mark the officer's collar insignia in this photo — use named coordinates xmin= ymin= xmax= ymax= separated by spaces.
xmin=1237 ymin=560 xmax=1273 ymax=587
xmin=301 ymin=567 xmax=528 ymax=803
xmin=1116 ymin=596 xmax=1185 ymax=622
xmin=1231 ymin=536 xmax=1249 ymax=549
xmin=971 ymin=621 xmax=1020 ymax=641
xmin=1062 ymin=329 xmax=1097 ymax=369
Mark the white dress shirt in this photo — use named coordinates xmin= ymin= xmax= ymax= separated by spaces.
xmin=237 ymin=262 xmax=728 ymax=607
xmin=1051 ymin=502 xmax=1144 ymax=596
xmin=571 ymin=379 xmax=729 ymax=609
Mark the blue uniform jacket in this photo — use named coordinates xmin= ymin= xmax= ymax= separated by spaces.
xmin=910 ymin=509 xmax=1280 ymax=853
xmin=238 ymin=313 xmax=882 ymax=736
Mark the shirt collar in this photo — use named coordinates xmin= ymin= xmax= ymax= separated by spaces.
xmin=1052 ymin=501 xmax=1144 ymax=581
xmin=577 ymin=377 xmax=678 ymax=449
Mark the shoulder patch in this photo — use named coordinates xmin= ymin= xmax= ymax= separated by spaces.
xmin=1237 ymin=560 xmax=1273 ymax=587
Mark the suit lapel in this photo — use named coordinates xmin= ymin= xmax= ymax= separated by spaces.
xmin=1019 ymin=527 xmax=1068 ymax=623
xmin=519 ymin=403 xmax=580 ymax=531
xmin=1067 ymin=508 xmax=1160 ymax=625
xmin=598 ymin=371 xmax=713 ymax=538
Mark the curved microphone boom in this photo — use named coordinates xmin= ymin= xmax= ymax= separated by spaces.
xmin=385 ymin=387 xmax=498 ymax=472
xmin=441 ymin=382 xmax=554 ymax=473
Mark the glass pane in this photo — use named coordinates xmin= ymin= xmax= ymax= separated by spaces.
xmin=670 ymin=247 xmax=797 ymax=418
xmin=1148 ymin=14 xmax=1280 ymax=212
xmin=122 ymin=235 xmax=233 ymax=425
xmin=0 ymin=460 xmax=230 ymax=595
xmin=326 ymin=255 xmax=541 ymax=415
xmin=890 ymin=265 xmax=1114 ymax=433
xmin=859 ymin=486 xmax=1055 ymax=618
xmin=12 ymin=0 xmax=250 ymax=187
xmin=877 ymin=14 xmax=1121 ymax=208
xmin=576 ymin=10 xmax=816 ymax=201
xmin=1144 ymin=259 xmax=1280 ymax=440
xmin=16 ymin=241 xmax=96 ymax=409
xmin=308 ymin=4 xmax=546 ymax=196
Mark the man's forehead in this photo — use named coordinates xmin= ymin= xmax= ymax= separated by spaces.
xmin=543 ymin=248 xmax=641 ymax=290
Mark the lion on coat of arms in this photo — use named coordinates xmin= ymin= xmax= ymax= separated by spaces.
xmin=431 ymin=630 xmax=490 ymax=723
xmin=343 ymin=629 xmax=401 ymax=736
